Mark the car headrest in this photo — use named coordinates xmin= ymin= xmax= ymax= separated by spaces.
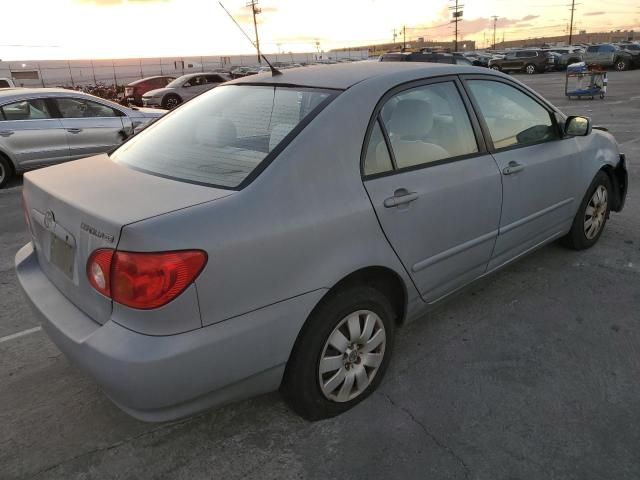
xmin=195 ymin=116 xmax=237 ymax=147
xmin=387 ymin=99 xmax=434 ymax=139
xmin=269 ymin=124 xmax=295 ymax=151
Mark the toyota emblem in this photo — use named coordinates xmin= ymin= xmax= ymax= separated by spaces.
xmin=44 ymin=210 xmax=55 ymax=230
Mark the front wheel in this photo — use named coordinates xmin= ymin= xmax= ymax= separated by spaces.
xmin=490 ymin=65 xmax=501 ymax=71
xmin=525 ymin=63 xmax=537 ymax=74
xmin=0 ymin=155 xmax=13 ymax=189
xmin=161 ymin=94 xmax=182 ymax=109
xmin=281 ymin=286 xmax=396 ymax=420
xmin=562 ymin=171 xmax=611 ymax=250
xmin=614 ymin=58 xmax=628 ymax=71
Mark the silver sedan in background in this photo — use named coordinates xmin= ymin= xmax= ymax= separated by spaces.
xmin=0 ymin=88 xmax=164 ymax=187
xmin=141 ymin=72 xmax=231 ymax=109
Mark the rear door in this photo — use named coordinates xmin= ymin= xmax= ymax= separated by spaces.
xmin=501 ymin=52 xmax=519 ymax=70
xmin=54 ymin=96 xmax=126 ymax=159
xmin=0 ymin=98 xmax=69 ymax=169
xmin=463 ymin=77 xmax=581 ymax=271
xmin=363 ymin=78 xmax=502 ymax=303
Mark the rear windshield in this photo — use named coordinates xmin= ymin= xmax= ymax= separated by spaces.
xmin=112 ymin=85 xmax=334 ymax=188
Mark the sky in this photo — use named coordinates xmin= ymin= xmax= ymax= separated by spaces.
xmin=1 ymin=0 xmax=639 ymax=61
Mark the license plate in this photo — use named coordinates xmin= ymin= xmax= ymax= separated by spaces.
xmin=50 ymin=235 xmax=75 ymax=278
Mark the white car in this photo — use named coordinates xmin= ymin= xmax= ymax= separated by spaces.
xmin=142 ymin=72 xmax=231 ymax=109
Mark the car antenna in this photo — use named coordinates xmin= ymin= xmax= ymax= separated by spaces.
xmin=218 ymin=1 xmax=282 ymax=76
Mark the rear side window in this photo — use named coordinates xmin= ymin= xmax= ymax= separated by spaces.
xmin=56 ymin=98 xmax=121 ymax=118
xmin=363 ymin=121 xmax=393 ymax=176
xmin=586 ymin=46 xmax=598 ymax=53
xmin=112 ymin=85 xmax=334 ymax=188
xmin=1 ymin=99 xmax=52 ymax=120
xmin=467 ymin=80 xmax=559 ymax=149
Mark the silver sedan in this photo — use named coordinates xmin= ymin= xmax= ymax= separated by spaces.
xmin=141 ymin=72 xmax=231 ymax=109
xmin=16 ymin=63 xmax=627 ymax=422
xmin=0 ymin=88 xmax=164 ymax=187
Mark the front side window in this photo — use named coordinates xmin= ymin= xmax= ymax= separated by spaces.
xmin=0 ymin=99 xmax=52 ymax=120
xmin=56 ymin=98 xmax=120 ymax=118
xmin=587 ymin=46 xmax=598 ymax=53
xmin=467 ymin=80 xmax=559 ymax=150
xmin=112 ymin=85 xmax=333 ymax=188
xmin=378 ymin=82 xmax=478 ymax=169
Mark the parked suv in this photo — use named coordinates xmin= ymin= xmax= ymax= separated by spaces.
xmin=614 ymin=43 xmax=640 ymax=67
xmin=121 ymin=76 xmax=175 ymax=107
xmin=489 ymin=49 xmax=555 ymax=74
xmin=583 ymin=44 xmax=634 ymax=71
xmin=380 ymin=51 xmax=477 ymax=66
xmin=543 ymin=47 xmax=584 ymax=69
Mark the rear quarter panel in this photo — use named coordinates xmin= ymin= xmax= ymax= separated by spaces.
xmin=118 ymin=78 xmax=425 ymax=326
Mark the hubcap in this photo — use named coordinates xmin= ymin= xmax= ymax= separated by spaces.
xmin=617 ymin=62 xmax=625 ymax=71
xmin=166 ymin=97 xmax=179 ymax=108
xmin=526 ymin=65 xmax=535 ymax=74
xmin=584 ymin=185 xmax=608 ymax=240
xmin=318 ymin=310 xmax=386 ymax=403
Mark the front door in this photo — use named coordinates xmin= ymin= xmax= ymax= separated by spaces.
xmin=54 ymin=97 xmax=125 ymax=159
xmin=363 ymin=79 xmax=502 ymax=303
xmin=464 ymin=78 xmax=580 ymax=271
xmin=0 ymin=98 xmax=69 ymax=168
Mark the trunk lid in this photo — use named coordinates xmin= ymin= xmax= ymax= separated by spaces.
xmin=23 ymin=154 xmax=232 ymax=324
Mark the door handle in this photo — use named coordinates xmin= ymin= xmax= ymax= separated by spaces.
xmin=503 ymin=161 xmax=525 ymax=175
xmin=0 ymin=130 xmax=14 ymax=137
xmin=383 ymin=190 xmax=419 ymax=208
xmin=67 ymin=128 xmax=83 ymax=134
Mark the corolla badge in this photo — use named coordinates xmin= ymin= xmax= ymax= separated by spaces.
xmin=43 ymin=210 xmax=55 ymax=230
xmin=81 ymin=222 xmax=115 ymax=243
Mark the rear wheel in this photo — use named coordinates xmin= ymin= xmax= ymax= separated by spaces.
xmin=562 ymin=171 xmax=611 ymax=250
xmin=490 ymin=65 xmax=501 ymax=71
xmin=282 ymin=285 xmax=396 ymax=420
xmin=525 ymin=63 xmax=537 ymax=74
xmin=161 ymin=94 xmax=182 ymax=109
xmin=0 ymin=154 xmax=13 ymax=189
xmin=614 ymin=58 xmax=628 ymax=71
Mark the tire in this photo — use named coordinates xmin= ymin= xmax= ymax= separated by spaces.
xmin=281 ymin=285 xmax=396 ymax=421
xmin=562 ymin=171 xmax=612 ymax=250
xmin=614 ymin=58 xmax=628 ymax=71
xmin=161 ymin=94 xmax=182 ymax=109
xmin=525 ymin=63 xmax=537 ymax=74
xmin=490 ymin=65 xmax=501 ymax=71
xmin=0 ymin=154 xmax=13 ymax=189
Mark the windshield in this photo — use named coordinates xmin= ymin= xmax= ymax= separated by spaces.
xmin=166 ymin=76 xmax=190 ymax=88
xmin=112 ymin=85 xmax=334 ymax=188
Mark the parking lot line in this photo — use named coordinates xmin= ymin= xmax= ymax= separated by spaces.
xmin=0 ymin=326 xmax=42 ymax=344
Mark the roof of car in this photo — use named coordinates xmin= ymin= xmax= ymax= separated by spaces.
xmin=129 ymin=75 xmax=174 ymax=85
xmin=0 ymin=88 xmax=118 ymax=104
xmin=228 ymin=61 xmax=491 ymax=90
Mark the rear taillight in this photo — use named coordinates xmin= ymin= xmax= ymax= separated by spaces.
xmin=21 ymin=191 xmax=32 ymax=235
xmin=87 ymin=249 xmax=207 ymax=309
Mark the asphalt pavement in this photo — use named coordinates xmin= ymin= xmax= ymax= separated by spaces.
xmin=1 ymin=69 xmax=639 ymax=480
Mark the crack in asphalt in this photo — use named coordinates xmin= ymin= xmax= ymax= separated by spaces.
xmin=378 ymin=391 xmax=471 ymax=480
xmin=29 ymin=414 xmax=202 ymax=479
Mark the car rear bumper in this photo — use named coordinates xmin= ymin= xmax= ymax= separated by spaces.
xmin=15 ymin=242 xmax=326 ymax=422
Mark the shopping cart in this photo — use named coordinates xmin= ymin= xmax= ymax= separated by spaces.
xmin=565 ymin=62 xmax=607 ymax=100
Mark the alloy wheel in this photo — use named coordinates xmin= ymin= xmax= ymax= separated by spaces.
xmin=318 ymin=310 xmax=386 ymax=403
xmin=584 ymin=185 xmax=608 ymax=240
xmin=615 ymin=61 xmax=626 ymax=71
xmin=165 ymin=97 xmax=179 ymax=109
xmin=526 ymin=64 xmax=536 ymax=74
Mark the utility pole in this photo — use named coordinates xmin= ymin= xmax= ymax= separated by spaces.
xmin=392 ymin=28 xmax=397 ymax=45
xmin=491 ymin=16 xmax=499 ymax=49
xmin=568 ymin=0 xmax=576 ymax=45
xmin=247 ymin=0 xmax=262 ymax=64
xmin=402 ymin=25 xmax=406 ymax=50
xmin=449 ymin=0 xmax=464 ymax=52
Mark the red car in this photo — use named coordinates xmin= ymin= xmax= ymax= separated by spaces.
xmin=121 ymin=76 xmax=175 ymax=107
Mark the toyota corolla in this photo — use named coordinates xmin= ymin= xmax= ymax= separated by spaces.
xmin=16 ymin=63 xmax=627 ymax=422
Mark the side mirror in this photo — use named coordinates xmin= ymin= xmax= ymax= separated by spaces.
xmin=565 ymin=115 xmax=591 ymax=136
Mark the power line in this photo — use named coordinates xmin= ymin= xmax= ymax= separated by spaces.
xmin=449 ymin=0 xmax=464 ymax=51
xmin=491 ymin=16 xmax=499 ymax=49
xmin=246 ymin=0 xmax=262 ymax=64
